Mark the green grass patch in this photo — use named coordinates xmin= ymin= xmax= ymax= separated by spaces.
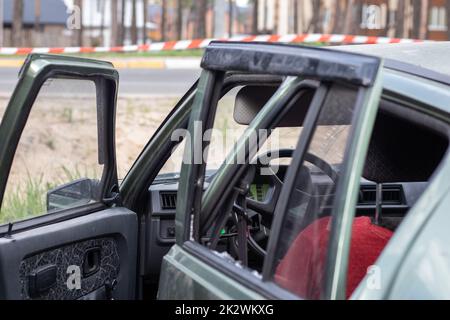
xmin=0 ymin=166 xmax=96 ymax=225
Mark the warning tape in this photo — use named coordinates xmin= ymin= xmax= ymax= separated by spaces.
xmin=0 ymin=33 xmax=426 ymax=55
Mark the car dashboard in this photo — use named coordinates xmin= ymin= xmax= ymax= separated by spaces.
xmin=143 ymin=167 xmax=427 ymax=281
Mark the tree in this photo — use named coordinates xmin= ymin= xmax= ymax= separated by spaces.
xmin=111 ymin=0 xmax=119 ymax=46
xmin=33 ymin=0 xmax=41 ymax=46
xmin=0 ymin=0 xmax=4 ymax=46
xmin=120 ymin=0 xmax=126 ymax=45
xmin=410 ymin=0 xmax=429 ymax=39
xmin=395 ymin=0 xmax=405 ymax=38
xmin=73 ymin=0 xmax=83 ymax=46
xmin=12 ymin=0 xmax=23 ymax=46
xmin=294 ymin=0 xmax=300 ymax=33
xmin=99 ymin=0 xmax=106 ymax=45
xmin=308 ymin=0 xmax=322 ymax=33
xmin=143 ymin=0 xmax=149 ymax=43
xmin=161 ymin=0 xmax=167 ymax=41
xmin=252 ymin=0 xmax=258 ymax=35
xmin=176 ymin=0 xmax=183 ymax=40
xmin=196 ymin=0 xmax=208 ymax=38
xmin=446 ymin=0 xmax=450 ymax=40
xmin=343 ymin=0 xmax=354 ymax=34
xmin=131 ymin=0 xmax=138 ymax=44
xmin=34 ymin=0 xmax=41 ymax=32
xmin=332 ymin=0 xmax=347 ymax=34
xmin=419 ymin=0 xmax=429 ymax=39
xmin=228 ymin=0 xmax=233 ymax=37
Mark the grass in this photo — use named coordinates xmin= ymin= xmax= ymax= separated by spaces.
xmin=0 ymin=174 xmax=49 ymax=224
xmin=0 ymin=166 xmax=96 ymax=225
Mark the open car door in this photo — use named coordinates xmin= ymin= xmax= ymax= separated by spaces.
xmin=158 ymin=42 xmax=384 ymax=300
xmin=0 ymin=54 xmax=137 ymax=300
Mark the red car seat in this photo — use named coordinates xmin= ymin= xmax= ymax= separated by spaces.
xmin=274 ymin=216 xmax=393 ymax=299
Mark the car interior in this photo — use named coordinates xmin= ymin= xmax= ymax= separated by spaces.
xmin=142 ymin=74 xmax=450 ymax=299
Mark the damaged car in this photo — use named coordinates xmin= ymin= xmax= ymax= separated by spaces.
xmin=0 ymin=41 xmax=449 ymax=300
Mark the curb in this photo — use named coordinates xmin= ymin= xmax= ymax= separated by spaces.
xmin=0 ymin=58 xmax=201 ymax=69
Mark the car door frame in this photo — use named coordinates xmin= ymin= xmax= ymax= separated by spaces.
xmin=263 ymin=68 xmax=384 ymax=300
xmin=160 ymin=41 xmax=384 ymax=299
xmin=0 ymin=54 xmax=140 ymax=300
xmin=0 ymin=53 xmax=120 ymax=234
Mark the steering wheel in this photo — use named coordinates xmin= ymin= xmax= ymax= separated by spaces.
xmin=246 ymin=148 xmax=338 ymax=224
xmin=245 ymin=148 xmax=338 ymax=257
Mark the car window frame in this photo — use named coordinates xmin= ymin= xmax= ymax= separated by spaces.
xmin=263 ymin=73 xmax=384 ymax=299
xmin=174 ymin=42 xmax=384 ymax=299
xmin=0 ymin=54 xmax=120 ymax=234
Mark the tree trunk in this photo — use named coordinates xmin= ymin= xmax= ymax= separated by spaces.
xmin=228 ymin=0 xmax=233 ymax=37
xmin=343 ymin=0 xmax=354 ymax=34
xmin=111 ymin=0 xmax=118 ymax=46
xmin=309 ymin=0 xmax=322 ymax=33
xmin=382 ymin=0 xmax=390 ymax=36
xmin=12 ymin=0 xmax=23 ymax=46
xmin=120 ymin=0 xmax=125 ymax=45
xmin=351 ymin=0 xmax=362 ymax=34
xmin=0 ymin=0 xmax=4 ymax=46
xmin=411 ymin=0 xmax=421 ymax=38
xmin=395 ymin=0 xmax=405 ymax=38
xmin=143 ymin=0 xmax=148 ymax=43
xmin=161 ymin=0 xmax=167 ymax=41
xmin=73 ymin=0 xmax=83 ymax=46
xmin=131 ymin=0 xmax=138 ymax=44
xmin=419 ymin=0 xmax=428 ymax=39
xmin=196 ymin=0 xmax=207 ymax=38
xmin=332 ymin=0 xmax=346 ymax=34
xmin=446 ymin=0 xmax=450 ymax=40
xmin=33 ymin=0 xmax=41 ymax=46
xmin=34 ymin=0 xmax=41 ymax=32
xmin=100 ymin=0 xmax=106 ymax=45
xmin=253 ymin=0 xmax=258 ymax=35
xmin=176 ymin=0 xmax=183 ymax=40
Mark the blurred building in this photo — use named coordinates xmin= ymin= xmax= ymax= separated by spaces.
xmin=2 ymin=0 xmax=71 ymax=47
xmin=260 ymin=0 xmax=448 ymax=40
xmin=0 ymin=0 xmax=448 ymax=48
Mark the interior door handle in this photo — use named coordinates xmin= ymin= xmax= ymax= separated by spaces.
xmin=82 ymin=247 xmax=101 ymax=277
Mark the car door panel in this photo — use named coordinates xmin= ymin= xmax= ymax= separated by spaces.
xmin=0 ymin=207 xmax=137 ymax=299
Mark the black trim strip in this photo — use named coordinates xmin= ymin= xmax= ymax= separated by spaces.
xmin=0 ymin=202 xmax=107 ymax=237
xmin=202 ymin=41 xmax=381 ymax=87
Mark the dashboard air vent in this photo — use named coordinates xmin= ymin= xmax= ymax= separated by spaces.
xmin=160 ymin=192 xmax=177 ymax=210
xmin=359 ymin=185 xmax=403 ymax=205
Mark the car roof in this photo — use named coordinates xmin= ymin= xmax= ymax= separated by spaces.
xmin=331 ymin=42 xmax=450 ymax=85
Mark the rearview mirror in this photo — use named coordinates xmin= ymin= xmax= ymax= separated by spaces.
xmin=46 ymin=178 xmax=99 ymax=212
xmin=233 ymin=85 xmax=314 ymax=127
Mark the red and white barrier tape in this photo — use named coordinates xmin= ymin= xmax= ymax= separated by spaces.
xmin=0 ymin=33 xmax=426 ymax=55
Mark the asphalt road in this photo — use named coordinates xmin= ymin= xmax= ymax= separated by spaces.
xmin=0 ymin=67 xmax=201 ymax=97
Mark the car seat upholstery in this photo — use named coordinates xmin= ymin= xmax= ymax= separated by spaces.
xmin=274 ymin=216 xmax=393 ymax=299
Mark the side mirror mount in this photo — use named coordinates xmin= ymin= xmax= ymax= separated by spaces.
xmin=46 ymin=178 xmax=99 ymax=212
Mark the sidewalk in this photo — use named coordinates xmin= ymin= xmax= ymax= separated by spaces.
xmin=0 ymin=57 xmax=201 ymax=69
